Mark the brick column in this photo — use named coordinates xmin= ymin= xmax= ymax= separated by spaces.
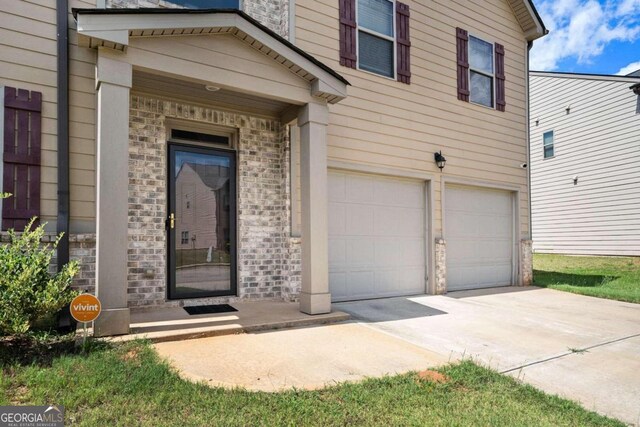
xmin=93 ymin=50 xmax=132 ymax=336
xmin=434 ymin=238 xmax=447 ymax=294
xmin=520 ymin=239 xmax=533 ymax=286
xmin=297 ymin=102 xmax=331 ymax=314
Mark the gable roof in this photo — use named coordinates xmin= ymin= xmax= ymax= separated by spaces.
xmin=507 ymin=0 xmax=548 ymax=41
xmin=73 ymin=8 xmax=349 ymax=103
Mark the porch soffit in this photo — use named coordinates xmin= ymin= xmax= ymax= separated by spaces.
xmin=73 ymin=9 xmax=349 ymax=104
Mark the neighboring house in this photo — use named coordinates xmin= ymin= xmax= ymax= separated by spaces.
xmin=0 ymin=0 xmax=546 ymax=336
xmin=529 ymin=71 xmax=640 ymax=256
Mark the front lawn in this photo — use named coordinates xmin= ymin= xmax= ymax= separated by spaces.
xmin=0 ymin=338 xmax=623 ymax=426
xmin=533 ymin=254 xmax=640 ymax=303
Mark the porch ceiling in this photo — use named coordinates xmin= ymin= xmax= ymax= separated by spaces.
xmin=73 ymin=8 xmax=349 ymax=104
xmin=132 ymin=71 xmax=291 ymax=117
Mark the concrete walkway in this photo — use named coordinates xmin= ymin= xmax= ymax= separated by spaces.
xmin=152 ymin=287 xmax=640 ymax=424
xmin=336 ymin=287 xmax=640 ymax=426
xmin=154 ymin=322 xmax=448 ymax=391
xmin=118 ymin=301 xmax=349 ymax=342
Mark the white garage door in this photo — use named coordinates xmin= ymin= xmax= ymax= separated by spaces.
xmin=329 ymin=171 xmax=426 ymax=302
xmin=445 ymin=184 xmax=514 ymax=291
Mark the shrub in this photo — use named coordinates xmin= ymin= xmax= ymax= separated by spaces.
xmin=0 ymin=216 xmax=79 ymax=336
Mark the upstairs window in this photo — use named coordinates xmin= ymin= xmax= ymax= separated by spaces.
xmin=340 ymin=0 xmax=411 ymax=83
xmin=456 ymin=28 xmax=506 ymax=111
xmin=357 ymin=0 xmax=395 ymax=78
xmin=469 ymin=36 xmax=494 ymax=108
xmin=162 ymin=0 xmax=239 ymax=8
xmin=543 ymin=130 xmax=554 ymax=158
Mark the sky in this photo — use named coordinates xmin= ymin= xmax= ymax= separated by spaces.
xmin=529 ymin=0 xmax=640 ymax=75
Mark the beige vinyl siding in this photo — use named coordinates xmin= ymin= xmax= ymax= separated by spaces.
xmin=530 ymin=74 xmax=640 ymax=255
xmin=295 ymin=0 xmax=530 ymax=237
xmin=0 ymin=0 xmax=97 ymax=232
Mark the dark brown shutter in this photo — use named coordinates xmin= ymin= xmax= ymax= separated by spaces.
xmin=2 ymin=87 xmax=42 ymax=231
xmin=495 ymin=42 xmax=506 ymax=112
xmin=396 ymin=2 xmax=411 ymax=84
xmin=339 ymin=0 xmax=357 ymax=68
xmin=456 ymin=27 xmax=469 ymax=102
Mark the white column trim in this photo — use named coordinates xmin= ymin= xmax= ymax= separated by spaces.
xmin=94 ymin=50 xmax=132 ymax=336
xmin=298 ymin=101 xmax=331 ymax=314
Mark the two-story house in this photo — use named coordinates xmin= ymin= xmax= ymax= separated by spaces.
xmin=530 ymin=71 xmax=640 ymax=256
xmin=0 ymin=0 xmax=546 ymax=335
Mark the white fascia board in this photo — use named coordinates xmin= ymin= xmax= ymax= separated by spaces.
xmin=530 ymin=71 xmax=640 ymax=84
xmin=521 ymin=0 xmax=545 ymax=41
xmin=234 ymin=18 xmax=347 ymax=100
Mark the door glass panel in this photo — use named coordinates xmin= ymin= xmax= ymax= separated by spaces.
xmin=171 ymin=148 xmax=234 ymax=298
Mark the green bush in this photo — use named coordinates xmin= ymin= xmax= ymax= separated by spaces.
xmin=0 ymin=215 xmax=79 ymax=336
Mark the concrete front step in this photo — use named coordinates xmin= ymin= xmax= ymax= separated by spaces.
xmin=107 ymin=301 xmax=350 ymax=343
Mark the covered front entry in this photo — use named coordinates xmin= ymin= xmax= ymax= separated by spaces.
xmin=445 ymin=184 xmax=515 ymax=291
xmin=167 ymin=142 xmax=237 ymax=299
xmin=328 ymin=171 xmax=427 ymax=301
xmin=74 ymin=8 xmax=349 ymax=336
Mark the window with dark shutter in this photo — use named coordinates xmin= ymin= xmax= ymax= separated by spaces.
xmin=495 ymin=43 xmax=506 ymax=112
xmin=339 ymin=0 xmax=357 ymax=69
xmin=456 ymin=28 xmax=470 ymax=101
xmin=2 ymin=87 xmax=42 ymax=231
xmin=396 ymin=2 xmax=411 ymax=84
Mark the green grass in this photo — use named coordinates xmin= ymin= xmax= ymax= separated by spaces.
xmin=533 ymin=254 xmax=640 ymax=303
xmin=0 ymin=338 xmax=623 ymax=426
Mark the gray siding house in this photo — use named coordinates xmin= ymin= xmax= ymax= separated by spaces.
xmin=530 ymin=71 xmax=640 ymax=256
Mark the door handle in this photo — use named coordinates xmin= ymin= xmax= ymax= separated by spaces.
xmin=169 ymin=213 xmax=175 ymax=229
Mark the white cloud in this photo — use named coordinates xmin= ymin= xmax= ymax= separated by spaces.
xmin=530 ymin=0 xmax=640 ymax=71
xmin=616 ymin=60 xmax=640 ymax=74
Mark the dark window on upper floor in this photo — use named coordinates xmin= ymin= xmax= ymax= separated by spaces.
xmin=165 ymin=0 xmax=239 ymax=8
xmin=543 ymin=130 xmax=554 ymax=158
xmin=357 ymin=0 xmax=395 ymax=78
xmin=339 ymin=0 xmax=411 ymax=84
xmin=469 ymin=35 xmax=495 ymax=108
xmin=456 ymin=28 xmax=506 ymax=111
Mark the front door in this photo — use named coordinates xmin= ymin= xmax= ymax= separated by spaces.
xmin=167 ymin=143 xmax=237 ymax=299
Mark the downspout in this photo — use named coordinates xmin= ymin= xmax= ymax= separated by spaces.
xmin=526 ymin=40 xmax=533 ymax=241
xmin=56 ymin=0 xmax=70 ymax=270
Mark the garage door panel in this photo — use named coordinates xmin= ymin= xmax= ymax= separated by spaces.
xmin=375 ymin=179 xmax=424 ymax=208
xmin=346 ymin=205 xmax=375 ymax=236
xmin=329 ymin=171 xmax=426 ymax=301
xmin=329 ymin=204 xmax=346 ymax=235
xmin=445 ymin=185 xmax=514 ymax=291
xmin=401 ymin=238 xmax=425 ymax=266
xmin=374 ymin=238 xmax=402 ymax=267
xmin=348 ymin=238 xmax=376 ymax=266
xmin=329 ymin=238 xmax=346 ymax=265
xmin=346 ymin=174 xmax=375 ymax=204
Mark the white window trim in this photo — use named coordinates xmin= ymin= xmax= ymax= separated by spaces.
xmin=468 ymin=34 xmax=496 ymax=110
xmin=542 ymin=130 xmax=555 ymax=159
xmin=356 ymin=0 xmax=397 ymax=80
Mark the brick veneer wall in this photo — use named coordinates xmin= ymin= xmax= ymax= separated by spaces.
xmin=0 ymin=232 xmax=96 ymax=294
xmin=105 ymin=0 xmax=290 ymax=38
xmin=520 ymin=239 xmax=533 ymax=286
xmin=434 ymin=238 xmax=446 ymax=294
xmin=128 ymin=95 xmax=297 ymax=308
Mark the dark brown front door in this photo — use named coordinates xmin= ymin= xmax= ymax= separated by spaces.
xmin=167 ymin=143 xmax=237 ymax=299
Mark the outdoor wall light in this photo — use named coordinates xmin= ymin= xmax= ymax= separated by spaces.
xmin=434 ymin=151 xmax=447 ymax=170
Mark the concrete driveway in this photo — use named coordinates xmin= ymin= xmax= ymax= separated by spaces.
xmin=335 ymin=287 xmax=640 ymax=426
